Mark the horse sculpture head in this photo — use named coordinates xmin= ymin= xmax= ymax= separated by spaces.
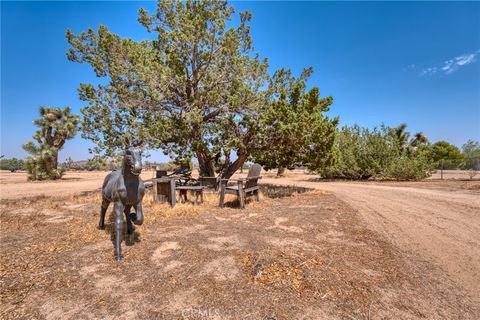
xmin=124 ymin=137 xmax=143 ymax=176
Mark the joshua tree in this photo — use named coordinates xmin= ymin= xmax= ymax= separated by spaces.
xmin=392 ymin=123 xmax=410 ymax=150
xmin=410 ymin=132 xmax=428 ymax=147
xmin=23 ymin=106 xmax=80 ymax=180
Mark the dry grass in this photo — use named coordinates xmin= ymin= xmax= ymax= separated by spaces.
xmin=1 ymin=185 xmax=478 ymax=319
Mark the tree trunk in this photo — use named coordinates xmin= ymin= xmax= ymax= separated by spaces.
xmin=53 ymin=152 xmax=58 ymax=170
xmin=221 ymin=152 xmax=248 ymax=180
xmin=277 ymin=166 xmax=285 ymax=177
xmin=196 ymin=149 xmax=215 ymax=177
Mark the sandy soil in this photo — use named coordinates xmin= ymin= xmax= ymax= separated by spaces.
xmin=1 ymin=170 xmax=479 ymax=319
xmin=0 ymin=171 xmax=156 ymax=200
xmin=263 ymin=172 xmax=480 ymax=302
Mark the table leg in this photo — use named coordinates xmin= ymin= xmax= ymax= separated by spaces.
xmin=169 ymin=179 xmax=176 ymax=207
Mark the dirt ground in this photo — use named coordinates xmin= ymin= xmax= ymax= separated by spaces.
xmin=0 ymin=170 xmax=479 ymax=319
xmin=262 ymin=172 xmax=480 ymax=297
xmin=0 ymin=171 xmax=157 ymax=200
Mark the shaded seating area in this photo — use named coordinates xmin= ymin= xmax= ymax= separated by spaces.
xmin=198 ymin=176 xmax=220 ymax=191
xmin=149 ymin=164 xmax=263 ymax=208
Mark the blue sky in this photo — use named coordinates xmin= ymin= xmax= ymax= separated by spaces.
xmin=1 ymin=1 xmax=479 ymax=162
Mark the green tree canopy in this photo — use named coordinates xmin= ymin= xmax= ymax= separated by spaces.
xmin=252 ymin=68 xmax=338 ymax=175
xmin=67 ymin=0 xmax=270 ymax=178
xmin=430 ymin=141 xmax=463 ymax=162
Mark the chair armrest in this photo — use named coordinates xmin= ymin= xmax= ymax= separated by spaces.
xmin=221 ymin=176 xmax=262 ymax=182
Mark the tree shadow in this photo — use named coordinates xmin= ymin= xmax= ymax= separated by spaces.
xmin=60 ymin=177 xmax=82 ymax=181
xmin=260 ymin=184 xmax=312 ymax=199
xmin=221 ymin=184 xmax=312 ymax=208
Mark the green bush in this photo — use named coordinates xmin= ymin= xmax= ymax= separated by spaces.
xmin=0 ymin=158 xmax=26 ymax=172
xmin=382 ymin=147 xmax=434 ymax=180
xmin=317 ymin=124 xmax=434 ymax=181
xmin=25 ymin=148 xmax=65 ymax=180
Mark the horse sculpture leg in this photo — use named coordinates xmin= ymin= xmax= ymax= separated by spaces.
xmin=98 ymin=198 xmax=110 ymax=230
xmin=133 ymin=201 xmax=144 ymax=226
xmin=114 ymin=201 xmax=125 ymax=261
xmin=124 ymin=205 xmax=134 ymax=235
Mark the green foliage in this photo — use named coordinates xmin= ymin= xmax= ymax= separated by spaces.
xmin=430 ymin=141 xmax=463 ymax=169
xmin=318 ymin=124 xmax=434 ymax=180
xmin=0 ymin=158 xmax=25 ymax=172
xmin=382 ymin=146 xmax=435 ymax=180
xmin=22 ymin=106 xmax=80 ymax=180
xmin=431 ymin=141 xmax=462 ymax=161
xmin=462 ymin=140 xmax=480 ymax=170
xmin=66 ymin=0 xmax=338 ymax=180
xmin=66 ymin=158 xmax=119 ymax=171
xmin=252 ymin=68 xmax=338 ymax=174
xmin=66 ymin=0 xmax=269 ymax=178
xmin=152 ymin=161 xmax=178 ymax=172
xmin=462 ymin=140 xmax=480 ymax=158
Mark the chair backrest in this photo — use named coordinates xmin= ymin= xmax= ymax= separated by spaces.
xmin=245 ymin=164 xmax=262 ymax=189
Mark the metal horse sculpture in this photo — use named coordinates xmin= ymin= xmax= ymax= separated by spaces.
xmin=98 ymin=138 xmax=145 ymax=261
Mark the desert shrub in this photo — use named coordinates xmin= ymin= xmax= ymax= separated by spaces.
xmin=153 ymin=161 xmax=178 ymax=172
xmin=0 ymin=158 xmax=25 ymax=172
xmin=461 ymin=140 xmax=480 ymax=171
xmin=25 ymin=149 xmax=65 ymax=180
xmin=66 ymin=158 xmax=120 ymax=171
xmin=318 ymin=124 xmax=434 ymax=180
xmin=382 ymin=147 xmax=434 ymax=180
xmin=319 ymin=125 xmax=398 ymax=179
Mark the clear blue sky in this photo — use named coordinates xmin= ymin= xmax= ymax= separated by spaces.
xmin=1 ymin=1 xmax=479 ymax=162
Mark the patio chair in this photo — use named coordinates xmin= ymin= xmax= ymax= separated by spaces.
xmin=219 ymin=164 xmax=262 ymax=208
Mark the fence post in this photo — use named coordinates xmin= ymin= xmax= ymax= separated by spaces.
xmin=440 ymin=159 xmax=444 ymax=180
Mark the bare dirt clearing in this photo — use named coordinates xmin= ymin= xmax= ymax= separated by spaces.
xmin=0 ymin=171 xmax=154 ymax=200
xmin=0 ymin=171 xmax=479 ymax=319
xmin=263 ymin=172 xmax=480 ymax=301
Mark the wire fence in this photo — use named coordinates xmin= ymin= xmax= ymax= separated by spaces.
xmin=435 ymin=157 xmax=480 ymax=180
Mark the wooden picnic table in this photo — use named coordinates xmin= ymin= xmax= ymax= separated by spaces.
xmin=151 ymin=176 xmax=207 ymax=207
xmin=175 ymin=185 xmax=206 ymax=205
xmin=152 ymin=177 xmax=178 ymax=207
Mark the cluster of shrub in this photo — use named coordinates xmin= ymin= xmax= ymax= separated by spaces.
xmin=316 ymin=125 xmax=431 ymax=180
xmin=0 ymin=158 xmax=25 ymax=172
xmin=316 ymin=125 xmax=479 ymax=181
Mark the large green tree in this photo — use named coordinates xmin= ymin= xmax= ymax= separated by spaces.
xmin=252 ymin=68 xmax=338 ymax=176
xmin=22 ymin=106 xmax=80 ymax=180
xmin=430 ymin=141 xmax=463 ymax=163
xmin=67 ymin=0 xmax=268 ymax=178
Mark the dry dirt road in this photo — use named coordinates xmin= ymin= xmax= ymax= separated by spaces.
xmin=263 ymin=174 xmax=480 ymax=301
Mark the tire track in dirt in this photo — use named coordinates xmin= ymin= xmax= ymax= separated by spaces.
xmin=262 ymin=177 xmax=480 ymax=301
